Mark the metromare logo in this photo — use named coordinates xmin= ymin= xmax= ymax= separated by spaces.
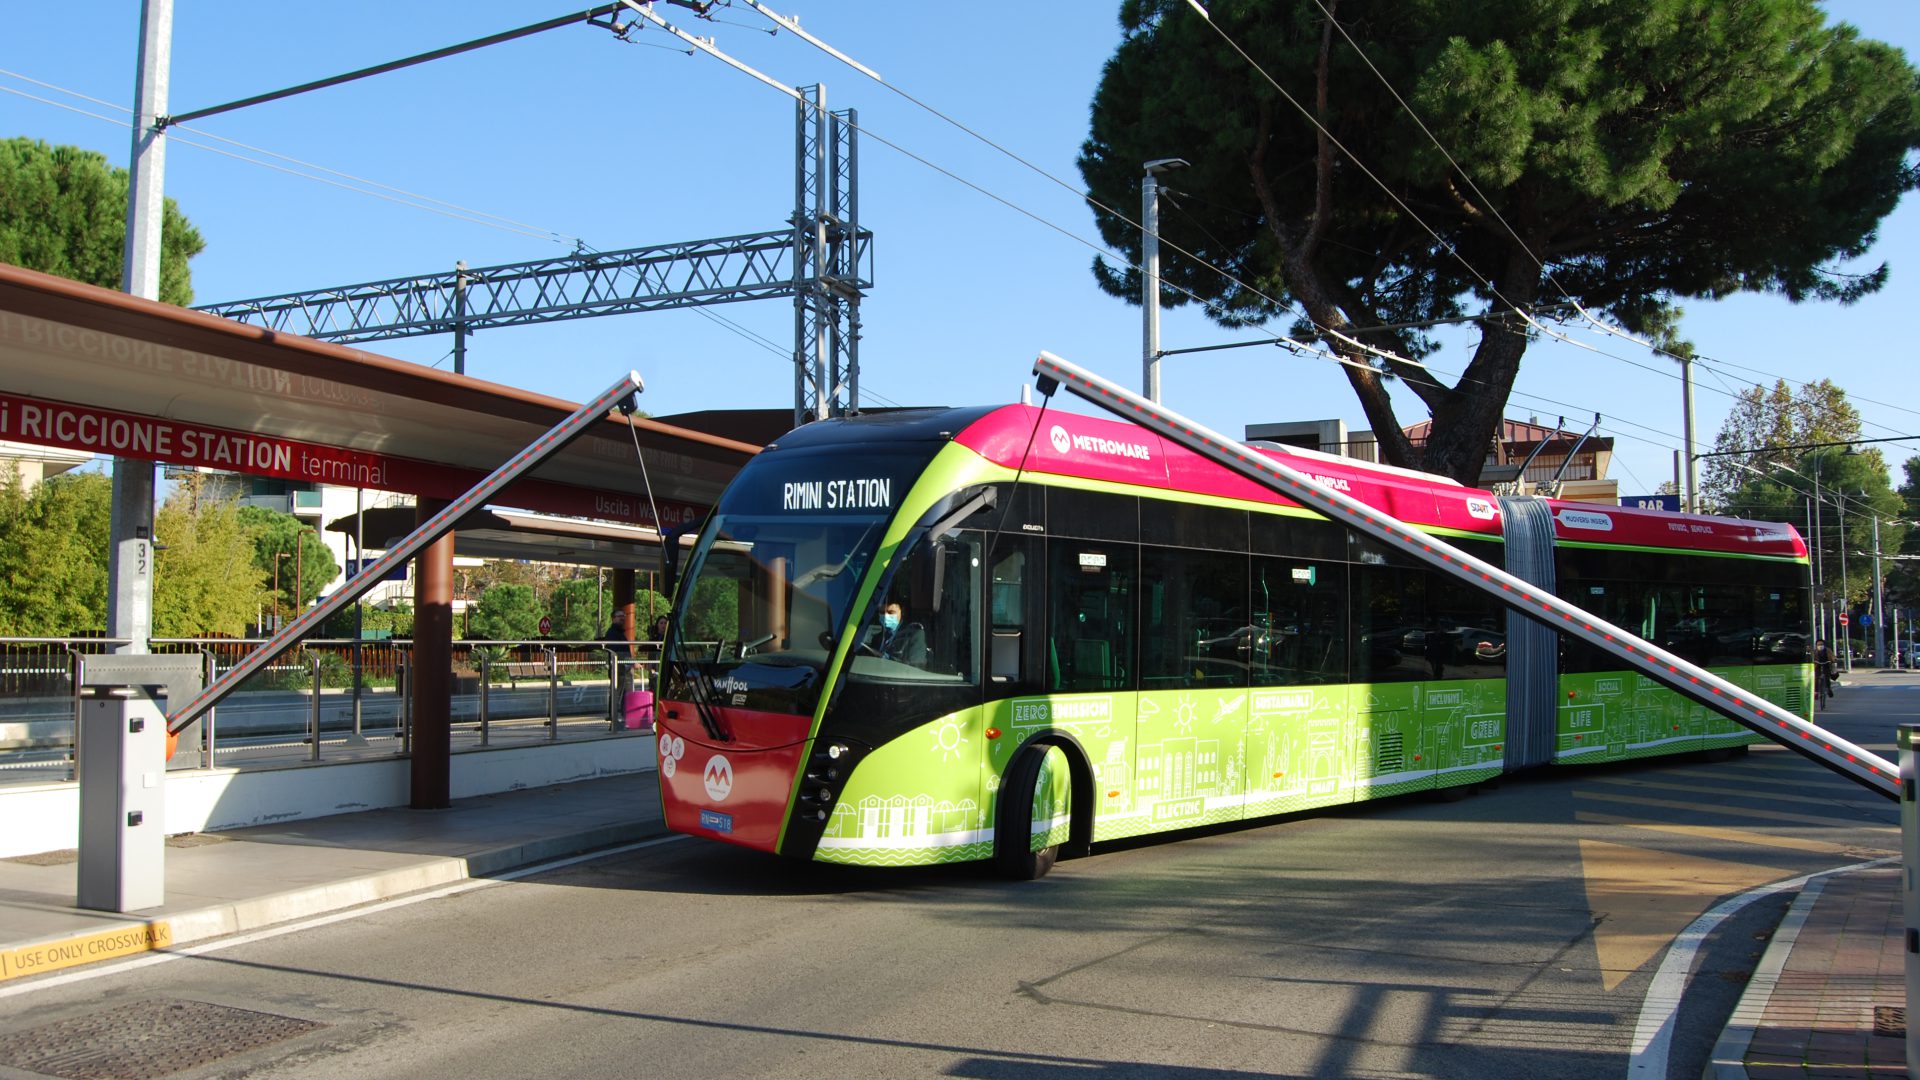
xmin=1049 ymin=424 xmax=1151 ymax=462
xmin=703 ymin=754 xmax=735 ymax=801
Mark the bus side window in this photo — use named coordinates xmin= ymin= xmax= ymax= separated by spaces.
xmin=1048 ymin=540 xmax=1135 ymax=693
xmin=988 ymin=534 xmax=1045 ymax=695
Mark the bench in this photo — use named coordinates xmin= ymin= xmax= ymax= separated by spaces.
xmin=499 ymin=661 xmax=563 ymax=686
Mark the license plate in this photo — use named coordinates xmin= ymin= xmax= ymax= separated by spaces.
xmin=698 ymin=810 xmax=733 ymax=834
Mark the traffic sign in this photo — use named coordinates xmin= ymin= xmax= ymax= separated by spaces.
xmin=1839 ymin=612 xmax=1850 ymax=626
xmin=345 ymin=558 xmax=407 ymax=583
xmin=538 ymin=616 xmax=554 ymax=637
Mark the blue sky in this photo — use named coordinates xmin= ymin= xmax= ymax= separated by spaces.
xmin=4 ymin=1 xmax=1917 ymax=499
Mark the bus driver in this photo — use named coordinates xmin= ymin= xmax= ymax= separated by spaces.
xmin=863 ymin=600 xmax=928 ymax=666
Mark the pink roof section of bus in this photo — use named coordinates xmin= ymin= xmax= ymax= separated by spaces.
xmin=952 ymin=404 xmax=1807 ymax=560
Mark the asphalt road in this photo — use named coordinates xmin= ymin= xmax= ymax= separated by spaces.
xmin=0 ymin=717 xmax=1902 ymax=1080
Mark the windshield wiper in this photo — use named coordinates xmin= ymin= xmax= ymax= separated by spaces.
xmin=672 ymin=654 xmax=729 ymax=742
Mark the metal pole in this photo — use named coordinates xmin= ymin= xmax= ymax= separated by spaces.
xmin=1143 ymin=169 xmax=1162 ymax=403
xmin=1874 ymin=515 xmax=1887 ymax=668
xmin=546 ymin=646 xmax=559 ymax=741
xmin=477 ymin=651 xmax=491 ymax=746
xmin=106 ymin=0 xmax=171 ymax=658
xmin=308 ymin=652 xmax=323 ymax=762
xmin=810 ymin=86 xmax=830 ymax=420
xmin=452 ymin=260 xmax=469 ymax=376
xmin=1680 ymin=355 xmax=1698 ymax=512
xmin=1030 ymin=350 xmax=1899 ymax=798
xmin=350 ymin=488 xmax=366 ymax=744
xmin=199 ymin=649 xmax=216 ymax=768
xmin=1899 ymin=724 xmax=1919 ymax=1076
xmin=1141 ymin=158 xmax=1187 ymax=403
xmin=399 ymin=655 xmax=411 ymax=753
xmin=1840 ymin=495 xmax=1853 ymax=672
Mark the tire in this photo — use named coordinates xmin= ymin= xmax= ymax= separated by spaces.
xmin=994 ymin=744 xmax=1071 ymax=880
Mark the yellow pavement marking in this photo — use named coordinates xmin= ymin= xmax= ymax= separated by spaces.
xmin=0 ymin=922 xmax=173 ymax=983
xmin=1574 ymin=810 xmax=1891 ymax=856
xmin=1573 ymin=790 xmax=1896 ymax=832
xmin=1580 ymin=839 xmax=1785 ymax=992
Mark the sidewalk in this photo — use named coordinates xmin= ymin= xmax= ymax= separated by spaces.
xmin=0 ymin=771 xmax=665 ymax=984
xmin=1706 ymin=666 xmax=1920 ymax=1079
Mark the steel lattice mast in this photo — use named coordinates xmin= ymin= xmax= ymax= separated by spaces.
xmin=197 ymin=91 xmax=870 ymax=422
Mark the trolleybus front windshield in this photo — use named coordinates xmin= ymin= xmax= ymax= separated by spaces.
xmin=669 ymin=447 xmax=928 ymax=720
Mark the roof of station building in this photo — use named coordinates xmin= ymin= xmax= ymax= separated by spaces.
xmin=0 ymin=263 xmax=759 ymax=535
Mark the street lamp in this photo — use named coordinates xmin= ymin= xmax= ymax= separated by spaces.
xmin=1872 ymin=513 xmax=1887 ymax=667
xmin=1142 ymin=157 xmax=1189 ymax=403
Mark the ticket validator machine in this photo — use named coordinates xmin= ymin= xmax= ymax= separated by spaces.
xmin=76 ymin=654 xmax=201 ymax=912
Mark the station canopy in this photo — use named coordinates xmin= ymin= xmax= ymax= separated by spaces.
xmin=0 ymin=263 xmax=760 ymax=557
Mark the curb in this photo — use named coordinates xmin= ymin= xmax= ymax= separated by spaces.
xmin=0 ymin=820 xmax=667 ymax=986
xmin=1702 ymin=876 xmax=1827 ymax=1080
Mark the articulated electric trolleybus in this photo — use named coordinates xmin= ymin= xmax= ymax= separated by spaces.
xmin=656 ymin=405 xmax=1810 ymax=878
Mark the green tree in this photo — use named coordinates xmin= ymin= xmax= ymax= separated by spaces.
xmin=151 ymin=476 xmax=266 ymax=637
xmin=1700 ymin=380 xmax=1863 ymax=508
xmin=237 ymin=506 xmax=338 ymax=626
xmin=683 ymin=578 xmax=739 ymax=644
xmin=0 ymin=466 xmax=110 ymax=635
xmin=1888 ymin=457 xmax=1920 ymax=612
xmin=1079 ymin=0 xmax=1920 ymax=482
xmin=548 ymin=577 xmax=609 ymax=642
xmin=469 ymin=583 xmax=541 ymax=642
xmin=0 ymin=138 xmax=205 ymax=305
xmin=1723 ymin=447 xmax=1904 ymax=610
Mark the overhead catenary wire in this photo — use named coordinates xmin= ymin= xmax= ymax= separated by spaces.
xmin=1 ymin=69 xmax=922 ymax=410
xmin=725 ymin=0 xmax=1823 ymax=462
xmin=13 ymin=15 xmax=1889 ymax=482
xmin=0 ymin=62 xmax=1784 ymax=474
xmin=672 ymin=6 xmax=1813 ymax=485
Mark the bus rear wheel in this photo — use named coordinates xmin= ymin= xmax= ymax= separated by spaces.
xmin=995 ymin=745 xmax=1071 ymax=880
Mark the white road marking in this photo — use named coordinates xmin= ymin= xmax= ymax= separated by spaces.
xmin=0 ymin=834 xmax=687 ymax=1000
xmin=1625 ymin=856 xmax=1895 ymax=1079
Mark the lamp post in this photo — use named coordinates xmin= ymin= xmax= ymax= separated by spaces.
xmin=1836 ymin=492 xmax=1852 ymax=670
xmin=1872 ymin=514 xmax=1887 ymax=667
xmin=1141 ymin=157 xmax=1189 ymax=403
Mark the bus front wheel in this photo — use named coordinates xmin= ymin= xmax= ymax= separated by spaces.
xmin=995 ymin=744 xmax=1071 ymax=880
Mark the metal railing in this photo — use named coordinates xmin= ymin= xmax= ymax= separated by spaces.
xmin=0 ymin=635 xmax=661 ymax=785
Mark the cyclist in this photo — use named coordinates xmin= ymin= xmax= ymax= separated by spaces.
xmin=1813 ymin=638 xmax=1835 ymax=707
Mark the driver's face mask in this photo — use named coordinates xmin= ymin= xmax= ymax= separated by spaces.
xmin=882 ymin=612 xmax=901 ymax=631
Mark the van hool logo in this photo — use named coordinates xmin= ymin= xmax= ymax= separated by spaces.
xmin=1049 ymin=424 xmax=1151 ymax=462
xmin=703 ymin=754 xmax=734 ymax=802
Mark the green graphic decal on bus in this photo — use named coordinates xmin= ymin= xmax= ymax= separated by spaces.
xmin=1033 ymin=745 xmax=1072 ymax=853
xmin=815 ymin=709 xmax=992 ymax=868
xmin=1555 ymin=665 xmax=1790 ymax=763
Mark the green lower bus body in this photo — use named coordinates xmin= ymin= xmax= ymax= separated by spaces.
xmin=809 ymin=664 xmax=1802 ymax=869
